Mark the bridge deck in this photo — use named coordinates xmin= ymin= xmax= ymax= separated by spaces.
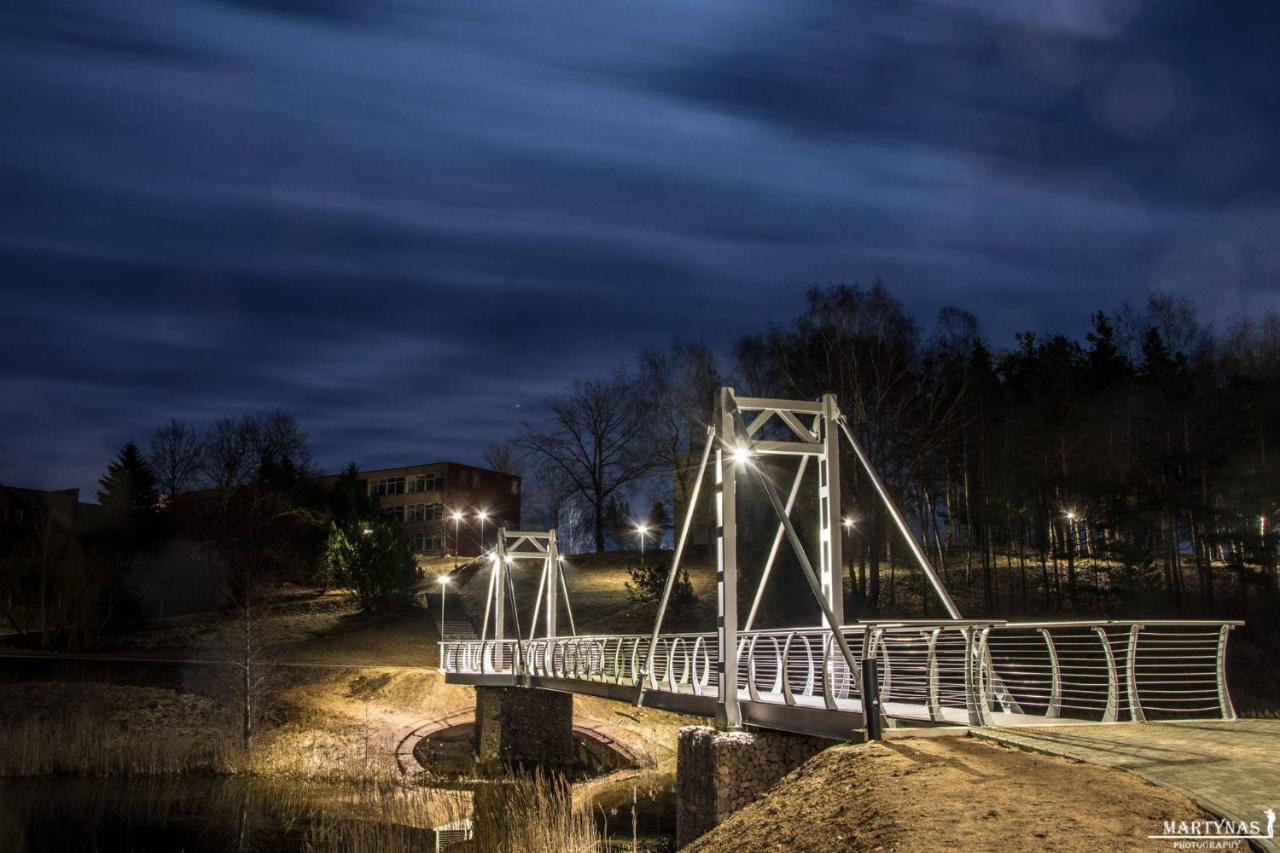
xmin=441 ymin=620 xmax=1240 ymax=741
xmin=975 ymin=720 xmax=1279 ymax=852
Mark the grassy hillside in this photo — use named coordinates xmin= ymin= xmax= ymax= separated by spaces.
xmin=452 ymin=549 xmax=718 ymax=637
xmin=688 ymin=734 xmax=1207 ymax=853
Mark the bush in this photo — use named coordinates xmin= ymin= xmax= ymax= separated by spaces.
xmin=324 ymin=517 xmax=417 ymax=612
xmin=625 ymin=554 xmax=696 ymax=614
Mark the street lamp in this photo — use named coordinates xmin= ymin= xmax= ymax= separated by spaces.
xmin=437 ymin=574 xmax=451 ymax=639
xmin=476 ymin=510 xmax=490 ymax=552
xmin=451 ymin=510 xmax=464 ymax=568
xmin=634 ymin=523 xmax=651 ymax=564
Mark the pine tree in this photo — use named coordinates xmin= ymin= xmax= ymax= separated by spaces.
xmin=329 ymin=462 xmax=375 ymax=522
xmin=649 ymin=499 xmax=671 ymax=534
xmin=97 ymin=441 xmax=159 ymax=546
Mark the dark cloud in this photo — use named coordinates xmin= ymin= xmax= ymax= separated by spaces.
xmin=2 ymin=0 xmax=1279 ymax=494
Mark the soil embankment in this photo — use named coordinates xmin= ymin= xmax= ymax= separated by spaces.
xmin=688 ymin=734 xmax=1206 ymax=852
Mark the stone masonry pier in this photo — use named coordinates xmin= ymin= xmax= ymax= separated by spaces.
xmin=676 ymin=725 xmax=832 ymax=848
xmin=473 ymin=686 xmax=575 ymax=772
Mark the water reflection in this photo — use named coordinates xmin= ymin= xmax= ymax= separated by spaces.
xmin=0 ymin=776 xmax=467 ymax=852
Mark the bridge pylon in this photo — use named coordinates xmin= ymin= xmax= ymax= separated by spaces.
xmin=647 ymin=387 xmax=962 ymax=731
xmin=480 ymin=527 xmax=575 ymax=645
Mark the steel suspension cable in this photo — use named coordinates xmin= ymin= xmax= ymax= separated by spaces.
xmin=744 ymin=454 xmax=810 ymax=632
xmin=638 ymin=424 xmax=715 ymax=704
xmin=526 ymin=553 xmax=549 ymax=643
xmin=730 ymin=410 xmax=863 ymax=690
xmin=557 ymin=563 xmax=577 ymax=636
xmin=505 ymin=557 xmax=523 ymax=643
xmin=480 ymin=556 xmax=497 ymax=642
xmin=836 ymin=414 xmax=961 ymax=619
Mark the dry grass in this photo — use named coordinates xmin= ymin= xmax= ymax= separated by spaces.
xmin=0 ymin=712 xmax=232 ymax=778
xmin=457 ymin=550 xmax=717 ymax=637
xmin=470 ymin=771 xmax=603 ymax=853
xmin=0 ymin=682 xmax=229 ymax=777
xmin=688 ymin=735 xmax=1208 ymax=853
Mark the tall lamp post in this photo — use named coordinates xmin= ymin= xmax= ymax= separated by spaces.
xmin=843 ymin=516 xmax=855 ymax=597
xmin=634 ymin=523 xmax=650 ymax=565
xmin=451 ymin=510 xmax=464 ymax=568
xmin=437 ymin=574 xmax=451 ymax=639
xmin=476 ymin=510 xmax=490 ymax=553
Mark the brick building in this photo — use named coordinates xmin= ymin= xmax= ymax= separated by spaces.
xmin=315 ymin=462 xmax=520 ymax=558
xmin=0 ymin=485 xmax=95 ymax=549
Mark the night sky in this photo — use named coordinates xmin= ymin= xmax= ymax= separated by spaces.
xmin=3 ymin=0 xmax=1279 ymax=496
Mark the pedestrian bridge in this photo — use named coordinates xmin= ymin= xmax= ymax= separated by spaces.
xmin=441 ymin=619 xmax=1239 ymax=739
xmin=440 ymin=389 xmax=1241 ymax=742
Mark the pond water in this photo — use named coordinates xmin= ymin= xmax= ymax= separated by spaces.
xmin=0 ymin=776 xmax=458 ymax=852
xmin=0 ymin=773 xmax=677 ymax=852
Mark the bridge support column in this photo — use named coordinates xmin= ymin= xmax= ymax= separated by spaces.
xmin=676 ymin=725 xmax=829 ymax=848
xmin=473 ymin=686 xmax=574 ymax=772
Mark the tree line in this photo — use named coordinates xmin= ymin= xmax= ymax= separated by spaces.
xmin=511 ymin=282 xmax=1279 ymax=629
xmin=0 ymin=411 xmax=417 ymax=650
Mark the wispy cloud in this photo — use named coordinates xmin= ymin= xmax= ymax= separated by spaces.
xmin=1 ymin=0 xmax=1278 ymax=492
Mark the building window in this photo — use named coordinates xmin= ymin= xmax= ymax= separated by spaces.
xmin=370 ymin=477 xmax=406 ymax=497
xmin=411 ymin=533 xmax=444 ymax=553
xmin=408 ymin=473 xmax=444 ymax=493
xmin=405 ymin=503 xmax=443 ymax=522
xmin=510 ymin=480 xmax=519 ymax=495
xmin=383 ymin=505 xmax=405 ymax=523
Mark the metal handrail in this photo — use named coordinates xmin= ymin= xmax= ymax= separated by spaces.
xmin=439 ymin=618 xmax=1240 ymax=727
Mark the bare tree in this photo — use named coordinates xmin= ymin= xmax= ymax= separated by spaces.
xmin=149 ymin=418 xmax=204 ymax=503
xmin=530 ymin=459 xmax=577 ymax=531
xmin=516 ymin=372 xmax=657 ymax=552
xmin=636 ymin=339 xmax=721 ymax=509
xmin=483 ymin=441 xmax=523 ymax=476
xmin=201 ymin=411 xmax=313 ymax=492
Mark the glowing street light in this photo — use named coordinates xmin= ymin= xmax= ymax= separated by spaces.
xmin=842 ymin=516 xmax=855 ymax=530
xmin=731 ymin=445 xmax=753 ymax=466
xmin=634 ymin=523 xmax=651 ymax=564
xmin=476 ymin=510 xmax=490 ymax=551
xmin=437 ymin=574 xmax=451 ymax=638
xmin=451 ymin=510 xmax=464 ymax=568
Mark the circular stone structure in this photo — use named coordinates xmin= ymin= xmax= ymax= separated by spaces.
xmin=401 ymin=715 xmax=644 ymax=783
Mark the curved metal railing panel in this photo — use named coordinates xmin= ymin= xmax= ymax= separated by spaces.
xmin=439 ymin=619 xmax=1240 ymax=728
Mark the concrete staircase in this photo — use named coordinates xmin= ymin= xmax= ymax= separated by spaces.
xmin=427 ymin=556 xmax=485 ymax=642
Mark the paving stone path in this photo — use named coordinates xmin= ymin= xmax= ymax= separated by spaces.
xmin=975 ymin=719 xmax=1280 ymax=851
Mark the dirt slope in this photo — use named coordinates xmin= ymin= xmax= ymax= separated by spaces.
xmin=687 ymin=734 xmax=1205 ymax=852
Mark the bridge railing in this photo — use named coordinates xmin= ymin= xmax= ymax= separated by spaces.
xmin=439 ymin=619 xmax=1240 ymax=727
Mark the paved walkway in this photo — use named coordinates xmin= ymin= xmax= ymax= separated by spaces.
xmin=975 ymin=720 xmax=1279 ymax=851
